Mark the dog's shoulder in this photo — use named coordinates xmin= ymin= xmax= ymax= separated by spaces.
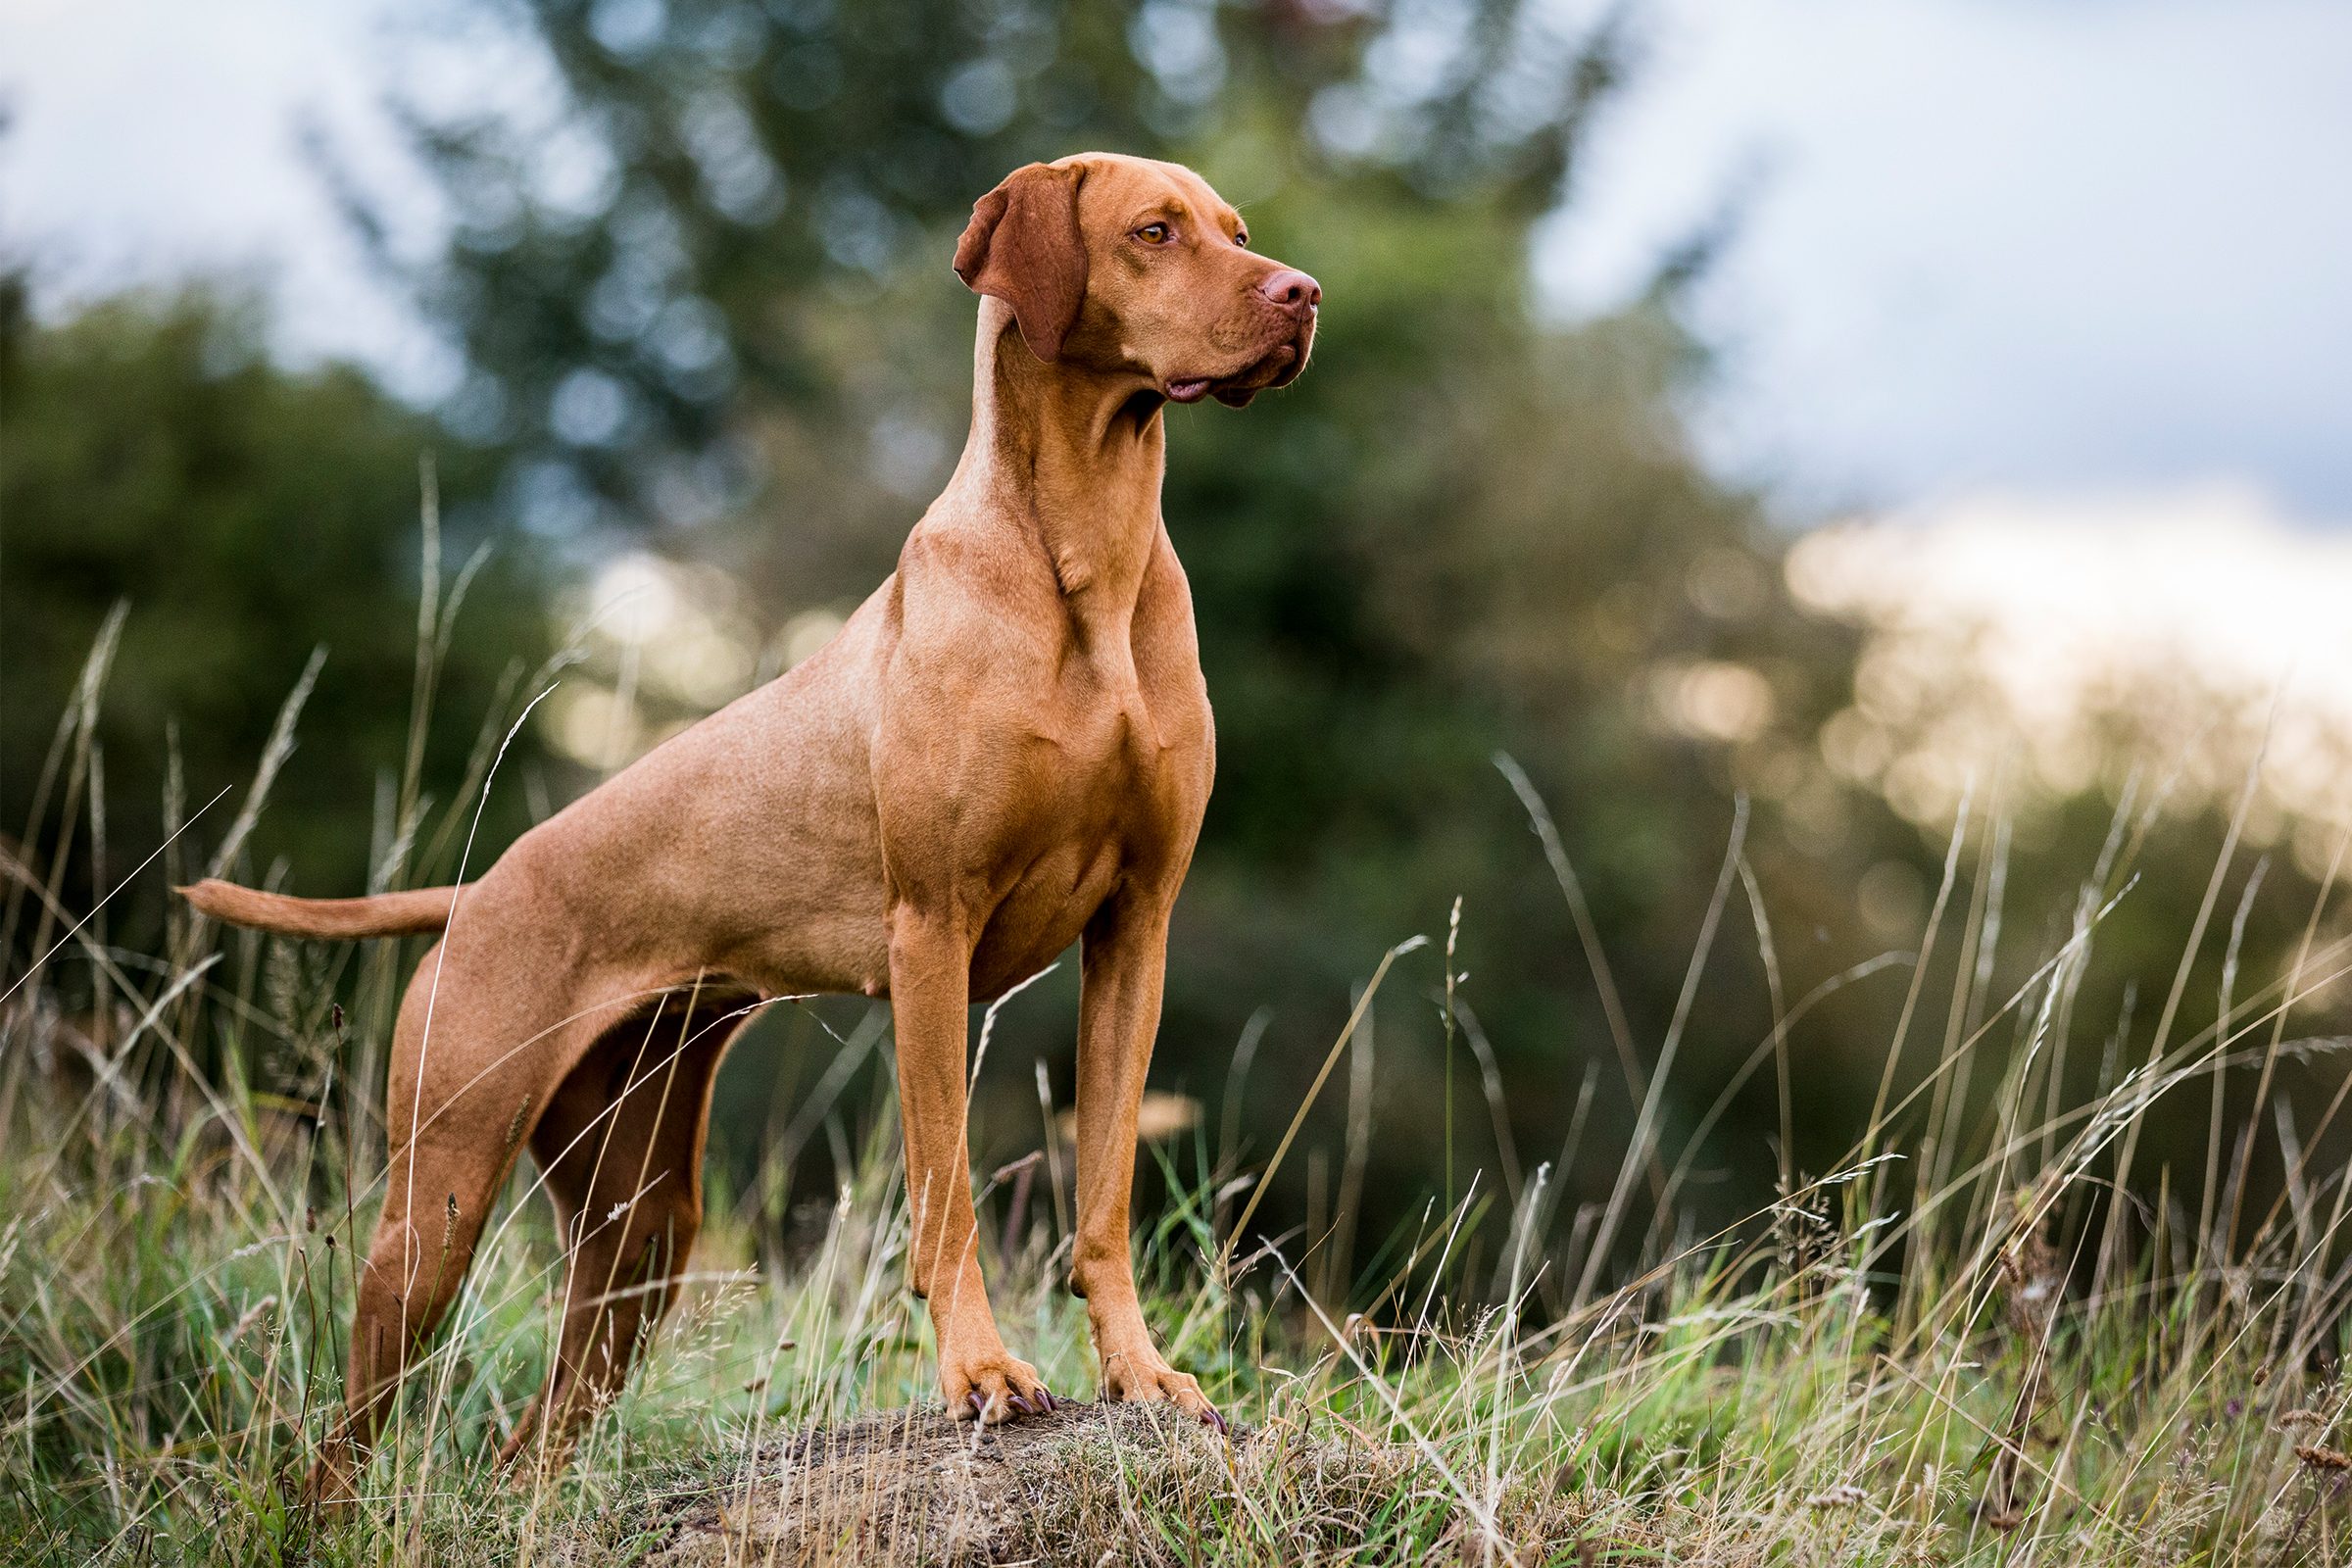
xmin=894 ymin=514 xmax=1068 ymax=638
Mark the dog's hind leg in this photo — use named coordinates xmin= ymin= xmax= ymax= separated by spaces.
xmin=309 ymin=927 xmax=641 ymax=1503
xmin=496 ymin=986 xmax=750 ymax=1474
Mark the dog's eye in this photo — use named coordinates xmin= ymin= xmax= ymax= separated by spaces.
xmin=1135 ymin=222 xmax=1172 ymax=245
xmin=1234 ymin=231 xmax=1250 ymax=249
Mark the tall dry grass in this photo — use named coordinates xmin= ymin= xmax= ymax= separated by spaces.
xmin=6 ymin=549 xmax=2352 ymax=1565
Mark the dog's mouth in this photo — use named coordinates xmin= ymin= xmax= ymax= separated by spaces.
xmin=1164 ymin=335 xmax=1309 ymax=409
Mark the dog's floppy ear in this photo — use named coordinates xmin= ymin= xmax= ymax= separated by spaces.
xmin=954 ymin=162 xmax=1087 ymax=364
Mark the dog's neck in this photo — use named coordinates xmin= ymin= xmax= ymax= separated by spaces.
xmin=950 ymin=301 xmax=1168 ymax=617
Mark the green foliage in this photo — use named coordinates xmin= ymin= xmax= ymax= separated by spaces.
xmin=0 ymin=280 xmax=550 ymax=947
xmin=386 ymin=0 xmax=1909 ymax=1249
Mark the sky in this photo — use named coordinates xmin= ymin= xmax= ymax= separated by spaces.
xmin=4 ymin=0 xmax=2349 ymax=528
xmin=1538 ymin=0 xmax=2352 ymax=522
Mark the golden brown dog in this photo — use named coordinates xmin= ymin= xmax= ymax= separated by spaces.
xmin=181 ymin=152 xmax=1317 ymax=1492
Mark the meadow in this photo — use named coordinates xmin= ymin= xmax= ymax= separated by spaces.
xmin=7 ymin=615 xmax=2352 ymax=1568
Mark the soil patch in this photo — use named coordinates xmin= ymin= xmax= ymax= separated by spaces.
xmin=570 ymin=1398 xmax=1594 ymax=1566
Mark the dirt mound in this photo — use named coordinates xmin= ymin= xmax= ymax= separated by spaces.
xmin=594 ymin=1398 xmax=1497 ymax=1566
xmin=642 ymin=1401 xmax=1257 ymax=1566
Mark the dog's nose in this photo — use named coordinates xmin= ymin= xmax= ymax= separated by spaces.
xmin=1257 ymin=269 xmax=1321 ymax=313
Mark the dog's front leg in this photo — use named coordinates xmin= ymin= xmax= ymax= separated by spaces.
xmin=888 ymin=903 xmax=1056 ymax=1422
xmin=1070 ymin=891 xmax=1224 ymax=1429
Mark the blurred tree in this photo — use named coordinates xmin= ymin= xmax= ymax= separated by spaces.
xmin=0 ymin=279 xmax=550 ymax=963
xmin=379 ymin=0 xmax=1631 ymax=544
xmin=369 ymin=0 xmax=1908 ymax=1265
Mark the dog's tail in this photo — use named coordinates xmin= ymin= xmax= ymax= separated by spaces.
xmin=177 ymin=879 xmax=458 ymax=939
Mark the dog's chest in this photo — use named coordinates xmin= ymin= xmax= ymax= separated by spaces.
xmin=965 ymin=648 xmax=1208 ymax=994
xmin=1027 ymin=651 xmax=1205 ymax=861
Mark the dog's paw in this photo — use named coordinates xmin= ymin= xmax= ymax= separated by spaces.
xmin=1100 ymin=1349 xmax=1226 ymax=1434
xmin=942 ymin=1349 xmax=1058 ymax=1424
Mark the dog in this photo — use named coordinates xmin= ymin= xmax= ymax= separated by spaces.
xmin=181 ymin=152 xmax=1318 ymax=1492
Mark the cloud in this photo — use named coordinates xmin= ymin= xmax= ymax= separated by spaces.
xmin=1789 ymin=483 xmax=2352 ymax=865
xmin=1543 ymin=0 xmax=2352 ymax=514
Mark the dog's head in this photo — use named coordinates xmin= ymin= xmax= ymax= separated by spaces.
xmin=953 ymin=153 xmax=1317 ymax=408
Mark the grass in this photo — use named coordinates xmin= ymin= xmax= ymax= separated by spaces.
xmin=8 ymin=598 xmax=2352 ymax=1564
